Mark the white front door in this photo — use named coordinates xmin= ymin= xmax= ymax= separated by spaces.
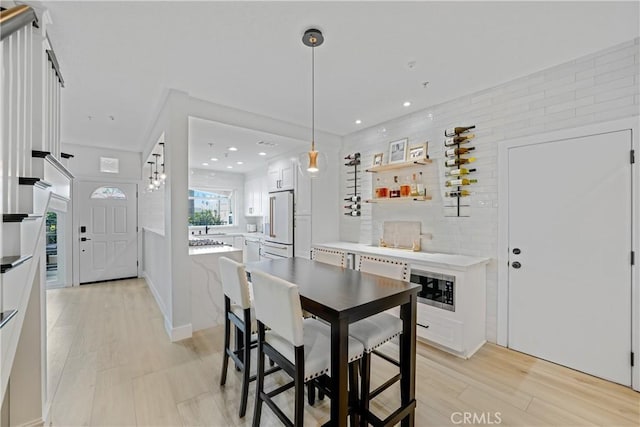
xmin=78 ymin=182 xmax=138 ymax=284
xmin=507 ymin=129 xmax=632 ymax=386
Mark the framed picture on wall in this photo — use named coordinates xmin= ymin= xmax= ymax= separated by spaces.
xmin=408 ymin=142 xmax=429 ymax=160
xmin=372 ymin=152 xmax=384 ymax=166
xmin=388 ymin=138 xmax=408 ymax=164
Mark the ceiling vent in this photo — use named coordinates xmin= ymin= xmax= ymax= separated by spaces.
xmin=257 ymin=140 xmax=278 ymax=147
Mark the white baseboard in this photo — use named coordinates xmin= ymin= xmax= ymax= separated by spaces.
xmin=164 ymin=318 xmax=192 ymax=342
xmin=18 ymin=418 xmax=44 ymax=427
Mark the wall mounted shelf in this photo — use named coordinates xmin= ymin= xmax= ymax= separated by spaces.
xmin=365 ymin=159 xmax=431 ymax=173
xmin=365 ymin=196 xmax=432 ymax=203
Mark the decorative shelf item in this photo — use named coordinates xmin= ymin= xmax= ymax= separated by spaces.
xmin=344 ymin=152 xmax=361 ymax=217
xmin=365 ymin=159 xmax=431 ymax=173
xmin=443 ymin=125 xmax=477 ymax=217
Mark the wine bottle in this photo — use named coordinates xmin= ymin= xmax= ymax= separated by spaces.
xmin=344 ymin=153 xmax=361 ymax=160
xmin=445 ymin=157 xmax=476 ymax=167
xmin=445 ymin=168 xmax=476 ymax=177
xmin=444 ymin=126 xmax=475 ymax=137
xmin=444 ymin=134 xmax=476 ymax=146
xmin=445 ymin=146 xmax=475 ymax=157
xmin=445 ymin=178 xmax=478 ymax=187
xmin=445 ymin=190 xmax=471 ymax=197
xmin=344 ymin=211 xmax=361 ymax=216
xmin=344 ymin=195 xmax=361 ymax=202
xmin=344 ymin=204 xmax=361 ymax=209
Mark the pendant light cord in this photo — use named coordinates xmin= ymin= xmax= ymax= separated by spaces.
xmin=311 ymin=42 xmax=315 ymax=152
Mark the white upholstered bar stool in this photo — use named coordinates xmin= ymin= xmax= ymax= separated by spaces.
xmin=350 ymin=255 xmax=409 ymax=426
xmin=251 ymin=270 xmax=364 ymax=427
xmin=311 ymin=247 xmax=346 ymax=268
xmin=218 ymin=256 xmax=258 ymax=418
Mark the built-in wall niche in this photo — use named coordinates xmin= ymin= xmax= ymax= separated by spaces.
xmin=145 ymin=134 xmax=167 ymax=192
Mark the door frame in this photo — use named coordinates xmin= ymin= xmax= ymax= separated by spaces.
xmin=72 ymin=179 xmax=140 ymax=286
xmin=496 ymin=117 xmax=639 ymax=390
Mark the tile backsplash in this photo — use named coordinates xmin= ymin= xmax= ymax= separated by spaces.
xmin=340 ymin=38 xmax=640 ymax=342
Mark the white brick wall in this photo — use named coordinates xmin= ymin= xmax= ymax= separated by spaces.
xmin=340 ymin=38 xmax=640 ymax=343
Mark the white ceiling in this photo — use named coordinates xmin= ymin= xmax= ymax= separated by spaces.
xmin=42 ymin=1 xmax=639 ymax=167
xmin=188 ymin=117 xmax=306 ymax=173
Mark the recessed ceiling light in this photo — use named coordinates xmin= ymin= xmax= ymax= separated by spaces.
xmin=227 ymin=165 xmax=233 ymax=169
xmin=403 ymin=101 xmax=411 ymax=107
xmin=228 ymin=147 xmax=238 ymax=151
xmin=237 ymin=161 xmax=243 ymax=165
xmin=355 ymin=119 xmax=362 ymax=124
xmin=202 ymin=162 xmax=209 ymax=166
xmin=210 ymin=157 xmax=218 ymax=161
xmin=258 ymin=152 xmax=267 ymax=156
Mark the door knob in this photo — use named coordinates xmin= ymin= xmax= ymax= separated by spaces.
xmin=80 ymin=237 xmax=92 ymax=242
xmin=512 ymin=261 xmax=521 ymax=269
xmin=512 ymin=248 xmax=521 ymax=255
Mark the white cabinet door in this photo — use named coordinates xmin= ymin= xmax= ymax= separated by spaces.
xmin=267 ymin=167 xmax=280 ymax=192
xmin=244 ymin=179 xmax=254 ymax=216
xmin=233 ymin=236 xmax=244 ymax=249
xmin=295 ymin=168 xmax=311 ymax=215
xmin=294 ymin=215 xmax=312 ymax=259
xmin=280 ymin=161 xmax=295 ymax=191
xmin=267 ymin=160 xmax=295 ymax=192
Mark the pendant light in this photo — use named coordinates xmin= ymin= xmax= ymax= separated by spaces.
xmin=152 ymin=153 xmax=161 ymax=187
xmin=147 ymin=161 xmax=156 ymax=191
xmin=159 ymin=142 xmax=167 ymax=181
xmin=302 ymin=28 xmax=324 ymax=176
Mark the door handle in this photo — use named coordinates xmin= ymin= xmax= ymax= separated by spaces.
xmin=512 ymin=261 xmax=521 ymax=269
xmin=80 ymin=237 xmax=92 ymax=242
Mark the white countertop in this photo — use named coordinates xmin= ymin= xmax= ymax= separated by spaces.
xmin=188 ymin=245 xmax=243 ymax=256
xmin=314 ymin=242 xmax=489 ymax=270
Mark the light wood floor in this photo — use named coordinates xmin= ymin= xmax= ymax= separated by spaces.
xmin=45 ymin=278 xmax=639 ymax=426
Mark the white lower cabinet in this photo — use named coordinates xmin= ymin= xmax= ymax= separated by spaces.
xmin=411 ymin=262 xmax=487 ymax=359
xmin=294 ymin=215 xmax=312 ymax=259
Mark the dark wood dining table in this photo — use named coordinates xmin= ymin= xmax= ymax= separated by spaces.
xmin=246 ymin=257 xmax=421 ymax=427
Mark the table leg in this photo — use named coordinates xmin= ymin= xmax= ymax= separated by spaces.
xmin=400 ymin=295 xmax=417 ymax=427
xmin=330 ymin=318 xmax=349 ymax=427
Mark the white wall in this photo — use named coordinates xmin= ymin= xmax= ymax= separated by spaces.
xmin=340 ymin=38 xmax=640 ymax=343
xmin=61 ymin=143 xmax=141 ymax=181
xmin=142 ymin=229 xmax=170 ymax=322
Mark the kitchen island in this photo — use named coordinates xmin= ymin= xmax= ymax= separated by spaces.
xmin=189 ymin=244 xmax=242 ymax=331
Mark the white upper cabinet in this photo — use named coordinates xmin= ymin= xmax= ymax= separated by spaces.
xmin=268 ymin=159 xmax=295 ymax=192
xmin=244 ymin=176 xmax=264 ymax=216
xmin=295 ymin=166 xmax=311 ymax=216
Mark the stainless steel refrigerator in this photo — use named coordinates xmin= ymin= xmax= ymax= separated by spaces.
xmin=262 ymin=190 xmax=294 ymax=259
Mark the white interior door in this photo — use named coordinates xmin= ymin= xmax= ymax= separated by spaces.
xmin=508 ymin=130 xmax=632 ymax=386
xmin=78 ymin=182 xmax=138 ymax=284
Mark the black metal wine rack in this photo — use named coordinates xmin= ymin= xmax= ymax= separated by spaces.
xmin=344 ymin=152 xmax=361 ymax=217
xmin=444 ymin=126 xmax=476 ymax=218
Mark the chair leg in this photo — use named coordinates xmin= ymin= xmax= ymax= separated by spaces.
xmin=360 ymin=352 xmax=371 ymax=427
xmin=235 ymin=325 xmax=244 ymax=371
xmin=318 ymin=376 xmax=325 ymax=400
xmin=239 ymin=322 xmax=251 ymax=417
xmin=349 ymin=361 xmax=360 ymax=427
xmin=307 ymin=382 xmax=316 ymax=405
xmin=252 ymin=326 xmax=266 ymax=427
xmin=220 ymin=306 xmax=230 ymax=386
xmin=294 ymin=347 xmax=305 ymax=427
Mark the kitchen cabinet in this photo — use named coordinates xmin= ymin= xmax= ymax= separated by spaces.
xmin=244 ymin=177 xmax=264 ymax=216
xmin=234 ymin=236 xmax=245 ymax=249
xmin=244 ymin=236 xmax=261 ymax=262
xmin=268 ymin=159 xmax=295 ymax=192
xmin=295 ymin=166 xmax=311 ymax=215
xmin=294 ymin=215 xmax=312 ymax=259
